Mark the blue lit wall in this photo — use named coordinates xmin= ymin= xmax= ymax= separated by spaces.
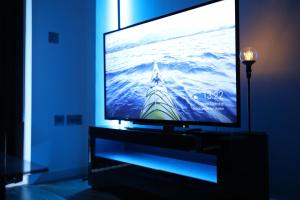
xmin=238 ymin=1 xmax=300 ymax=199
xmin=120 ymin=0 xmax=206 ymax=27
xmin=30 ymin=0 xmax=95 ymax=183
xmin=95 ymin=0 xmax=118 ymax=127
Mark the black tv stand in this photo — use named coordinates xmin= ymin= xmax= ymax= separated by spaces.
xmin=89 ymin=126 xmax=269 ymax=199
xmin=125 ymin=127 xmax=162 ymax=133
xmin=126 ymin=126 xmax=203 ymax=135
xmin=162 ymin=125 xmax=174 ymax=132
xmin=183 ymin=128 xmax=203 ymax=133
xmin=125 ymin=125 xmax=188 ymax=133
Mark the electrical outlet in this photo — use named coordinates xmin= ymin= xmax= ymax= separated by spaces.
xmin=54 ymin=115 xmax=64 ymax=126
xmin=66 ymin=115 xmax=82 ymax=125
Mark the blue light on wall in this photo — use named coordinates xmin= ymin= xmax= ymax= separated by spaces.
xmin=24 ymin=0 xmax=32 ymax=184
xmin=95 ymin=0 xmax=130 ymax=128
xmin=120 ymin=0 xmax=132 ymax=28
xmin=95 ymin=1 xmax=120 ymax=168
xmin=95 ymin=0 xmax=117 ymax=126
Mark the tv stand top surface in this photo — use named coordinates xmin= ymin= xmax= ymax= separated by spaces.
xmin=93 ymin=126 xmax=261 ymax=136
xmin=90 ymin=126 xmax=267 ymax=152
xmin=126 ymin=126 xmax=204 ymax=134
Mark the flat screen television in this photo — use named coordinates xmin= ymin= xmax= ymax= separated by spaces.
xmin=104 ymin=0 xmax=240 ymax=127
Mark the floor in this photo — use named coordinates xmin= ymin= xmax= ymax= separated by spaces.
xmin=6 ymin=179 xmax=120 ymax=200
xmin=6 ymin=179 xmax=278 ymax=200
xmin=6 ymin=178 xmax=164 ymax=200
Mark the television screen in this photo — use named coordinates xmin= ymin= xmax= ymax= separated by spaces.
xmin=104 ymin=0 xmax=239 ymax=126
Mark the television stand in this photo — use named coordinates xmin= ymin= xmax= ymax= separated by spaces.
xmin=125 ymin=126 xmax=161 ymax=133
xmin=183 ymin=128 xmax=203 ymax=133
xmin=89 ymin=126 xmax=269 ymax=199
xmin=163 ymin=125 xmax=175 ymax=132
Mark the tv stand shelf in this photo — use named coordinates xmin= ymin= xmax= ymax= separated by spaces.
xmin=89 ymin=126 xmax=269 ymax=199
xmin=95 ymin=150 xmax=217 ymax=183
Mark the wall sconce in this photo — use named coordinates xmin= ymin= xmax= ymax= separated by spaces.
xmin=240 ymin=47 xmax=258 ymax=132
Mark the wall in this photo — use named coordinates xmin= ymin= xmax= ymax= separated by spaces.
xmin=95 ymin=0 xmax=118 ymax=126
xmin=107 ymin=0 xmax=300 ymax=199
xmin=239 ymin=1 xmax=300 ymax=199
xmin=30 ymin=0 xmax=95 ymax=182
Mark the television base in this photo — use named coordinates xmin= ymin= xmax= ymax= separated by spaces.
xmin=126 ymin=125 xmax=189 ymax=133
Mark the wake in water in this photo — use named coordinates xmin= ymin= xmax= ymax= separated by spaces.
xmin=140 ymin=62 xmax=180 ymax=121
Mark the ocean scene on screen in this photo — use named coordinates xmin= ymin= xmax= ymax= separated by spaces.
xmin=105 ymin=0 xmax=237 ymax=123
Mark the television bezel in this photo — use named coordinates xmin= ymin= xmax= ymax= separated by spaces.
xmin=103 ymin=0 xmax=240 ymax=128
